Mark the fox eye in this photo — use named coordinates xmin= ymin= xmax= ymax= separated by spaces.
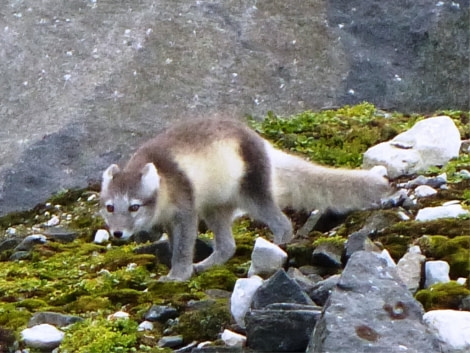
xmin=106 ymin=205 xmax=114 ymax=213
xmin=129 ymin=204 xmax=140 ymax=212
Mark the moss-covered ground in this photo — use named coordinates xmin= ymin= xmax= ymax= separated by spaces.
xmin=0 ymin=103 xmax=468 ymax=352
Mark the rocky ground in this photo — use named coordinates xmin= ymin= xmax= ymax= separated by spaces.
xmin=0 ymin=105 xmax=469 ymax=352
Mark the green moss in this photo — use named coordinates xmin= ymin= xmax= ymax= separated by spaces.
xmin=65 ymin=295 xmax=113 ymax=314
xmin=146 ymin=281 xmax=201 ymax=307
xmin=105 ymin=288 xmax=147 ymax=306
xmin=60 ymin=318 xmax=139 ymax=353
xmin=100 ymin=248 xmax=156 ymax=272
xmin=377 ymin=234 xmax=411 ymax=261
xmin=176 ymin=302 xmax=231 ymax=343
xmin=415 ymin=282 xmax=470 ymax=311
xmin=286 ymin=237 xmax=318 ymax=267
xmin=0 ymin=303 xmax=31 ymax=330
xmin=16 ymin=298 xmax=49 ymax=311
xmin=418 ymin=235 xmax=470 ymax=278
xmin=313 ymin=235 xmax=346 ymax=248
xmin=188 ymin=267 xmax=238 ymax=292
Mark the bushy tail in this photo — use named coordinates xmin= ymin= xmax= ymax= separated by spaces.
xmin=266 ymin=144 xmax=392 ymax=214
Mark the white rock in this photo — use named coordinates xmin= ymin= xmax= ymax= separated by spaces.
xmin=230 ymin=276 xmax=264 ymax=328
xmin=414 ymin=185 xmax=438 ymax=198
xmin=423 ymin=310 xmax=470 ymax=352
xmin=248 ymin=237 xmax=287 ymax=278
xmin=425 ymin=260 xmax=450 ymax=288
xmin=378 ymin=249 xmax=396 ymax=267
xmin=46 ymin=215 xmax=60 ymax=227
xmin=363 ymin=143 xmax=422 ymax=179
xmin=107 ymin=311 xmax=129 ymax=320
xmin=221 ymin=329 xmax=246 ymax=347
xmin=397 ymin=211 xmax=410 ymax=221
xmin=456 ymin=277 xmax=467 ymax=286
xmin=416 ymin=204 xmax=469 ymax=221
xmin=408 ymin=245 xmax=422 ymax=254
xmin=94 ymin=229 xmax=110 ymax=243
xmin=138 ymin=320 xmax=154 ymax=331
xmin=442 ymin=200 xmax=460 ymax=206
xmin=21 ymin=324 xmax=64 ymax=350
xmin=363 ymin=116 xmax=461 ymax=178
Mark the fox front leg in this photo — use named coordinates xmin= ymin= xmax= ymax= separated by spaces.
xmin=159 ymin=210 xmax=198 ymax=282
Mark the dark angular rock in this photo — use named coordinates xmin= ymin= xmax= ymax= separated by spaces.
xmin=9 ymin=251 xmax=31 ymax=261
xmin=133 ymin=230 xmax=162 ymax=244
xmin=286 ymin=267 xmax=318 ymax=293
xmin=28 ymin=312 xmax=83 ymax=328
xmin=135 ymin=238 xmax=212 ymax=268
xmin=344 ymin=229 xmax=380 ymax=262
xmin=0 ymin=326 xmax=16 ymax=352
xmin=246 ymin=305 xmax=321 ymax=352
xmin=14 ymin=235 xmax=46 ymax=251
xmin=0 ymin=238 xmax=21 ymax=253
xmin=44 ymin=228 xmax=78 ymax=243
xmin=460 ymin=295 xmax=470 ymax=311
xmin=311 ymin=242 xmax=343 ymax=268
xmin=158 ymin=335 xmax=183 ymax=348
xmin=144 ymin=304 xmax=179 ymax=323
xmin=251 ymin=269 xmax=314 ymax=310
xmin=308 ymin=274 xmax=340 ymax=306
xmin=191 ymin=347 xmax=242 ymax=353
xmin=307 ymin=251 xmax=441 ymax=353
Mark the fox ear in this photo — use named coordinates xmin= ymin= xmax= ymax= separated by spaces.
xmin=102 ymin=164 xmax=120 ymax=191
xmin=141 ymin=163 xmax=160 ymax=194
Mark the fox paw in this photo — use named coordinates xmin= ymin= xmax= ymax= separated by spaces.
xmin=158 ymin=267 xmax=194 ymax=282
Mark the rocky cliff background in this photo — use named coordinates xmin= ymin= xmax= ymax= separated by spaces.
xmin=0 ymin=0 xmax=468 ymax=215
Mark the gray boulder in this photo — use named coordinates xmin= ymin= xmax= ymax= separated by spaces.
xmin=307 ymin=251 xmax=441 ymax=353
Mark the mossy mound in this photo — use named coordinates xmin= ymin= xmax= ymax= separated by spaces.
xmin=60 ymin=318 xmax=139 ymax=353
xmin=175 ymin=301 xmax=232 ymax=343
xmin=415 ymin=282 xmax=470 ymax=311
xmin=417 ymin=235 xmax=470 ymax=278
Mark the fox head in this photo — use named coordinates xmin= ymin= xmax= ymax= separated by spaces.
xmin=100 ymin=163 xmax=160 ymax=241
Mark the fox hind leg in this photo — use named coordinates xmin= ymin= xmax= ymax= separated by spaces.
xmin=194 ymin=207 xmax=236 ymax=273
xmin=245 ymin=199 xmax=293 ymax=244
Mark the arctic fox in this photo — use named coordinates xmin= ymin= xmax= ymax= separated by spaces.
xmin=100 ymin=118 xmax=390 ymax=281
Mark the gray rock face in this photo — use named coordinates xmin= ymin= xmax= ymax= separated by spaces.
xmin=0 ymin=0 xmax=468 ymax=215
xmin=307 ymin=251 xmax=441 ymax=353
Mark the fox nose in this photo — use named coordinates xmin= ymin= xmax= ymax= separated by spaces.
xmin=113 ymin=231 xmax=123 ymax=239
